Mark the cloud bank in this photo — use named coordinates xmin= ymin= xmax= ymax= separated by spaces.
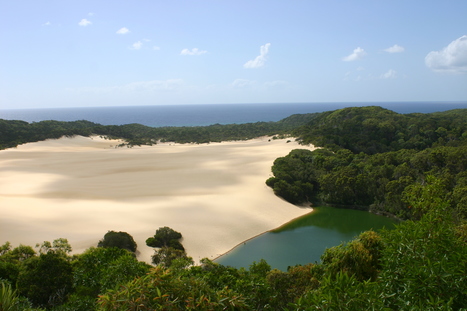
xmin=425 ymin=35 xmax=467 ymax=73
xmin=342 ymin=47 xmax=366 ymax=61
xmin=384 ymin=44 xmax=405 ymax=53
xmin=180 ymin=48 xmax=207 ymax=55
xmin=244 ymin=43 xmax=271 ymax=68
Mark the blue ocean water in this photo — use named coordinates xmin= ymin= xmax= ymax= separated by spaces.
xmin=1 ymin=102 xmax=466 ymax=127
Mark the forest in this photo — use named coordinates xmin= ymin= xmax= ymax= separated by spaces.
xmin=267 ymin=106 xmax=467 ymax=220
xmin=1 ymin=106 xmax=467 ymax=310
xmin=0 ymin=112 xmax=318 ymax=149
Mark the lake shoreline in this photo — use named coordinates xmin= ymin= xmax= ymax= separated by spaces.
xmin=213 ymin=208 xmax=315 ymax=262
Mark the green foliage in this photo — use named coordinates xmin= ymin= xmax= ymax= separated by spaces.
xmin=72 ymin=247 xmax=150 ymax=299
xmin=17 ymin=252 xmax=73 ymax=309
xmin=151 ymin=247 xmax=193 ymax=268
xmin=266 ymin=149 xmax=319 ymax=204
xmin=292 ymin=272 xmax=386 ymax=311
xmin=0 ymin=281 xmax=20 ymax=311
xmin=0 ymin=242 xmax=11 ymax=256
xmin=267 ymin=145 xmax=467 ymax=219
xmin=35 ymin=238 xmax=72 ymax=257
xmin=97 ymin=266 xmax=249 ymax=310
xmin=321 ymin=230 xmax=383 ymax=281
xmin=0 ymin=244 xmax=36 ymax=287
xmin=97 ymin=231 xmax=137 ymax=253
xmin=266 ymin=264 xmax=321 ymax=308
xmin=3 ymin=244 xmax=36 ymax=263
xmin=0 ymin=119 xmax=98 ymax=149
xmin=294 ymin=106 xmax=467 ymax=154
xmin=0 ymin=112 xmax=318 ymax=149
xmin=146 ymin=226 xmax=184 ymax=250
xmin=378 ymin=177 xmax=467 ymax=310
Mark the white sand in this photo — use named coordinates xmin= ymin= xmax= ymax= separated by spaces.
xmin=0 ymin=135 xmax=316 ymax=263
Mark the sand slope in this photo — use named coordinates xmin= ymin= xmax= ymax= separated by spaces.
xmin=0 ymin=136 xmax=315 ymax=263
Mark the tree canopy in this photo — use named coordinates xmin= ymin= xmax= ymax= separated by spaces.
xmin=268 ymin=107 xmax=467 ymax=220
xmin=97 ymin=231 xmax=137 ymax=253
xmin=0 ymin=112 xmax=319 ymax=149
xmin=146 ymin=226 xmax=184 ymax=250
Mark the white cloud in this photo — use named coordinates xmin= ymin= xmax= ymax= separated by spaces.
xmin=88 ymin=12 xmax=94 ymax=16
xmin=180 ymin=48 xmax=207 ymax=55
xmin=78 ymin=19 xmax=92 ymax=26
xmin=131 ymin=41 xmax=142 ymax=50
xmin=384 ymin=44 xmax=405 ymax=53
xmin=342 ymin=47 xmax=366 ymax=61
xmin=425 ymin=35 xmax=467 ymax=73
xmin=43 ymin=21 xmax=51 ymax=26
xmin=116 ymin=27 xmax=130 ymax=34
xmin=244 ymin=43 xmax=271 ymax=68
xmin=381 ymin=69 xmax=397 ymax=79
xmin=153 ymin=46 xmax=161 ymax=50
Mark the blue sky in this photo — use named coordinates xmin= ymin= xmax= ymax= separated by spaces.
xmin=1 ymin=0 xmax=466 ymax=109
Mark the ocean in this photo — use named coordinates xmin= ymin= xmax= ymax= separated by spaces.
xmin=1 ymin=102 xmax=466 ymax=127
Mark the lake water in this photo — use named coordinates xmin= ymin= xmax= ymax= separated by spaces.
xmin=215 ymin=206 xmax=397 ymax=271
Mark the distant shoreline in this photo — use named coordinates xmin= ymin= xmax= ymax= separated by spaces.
xmin=2 ymin=102 xmax=466 ymax=127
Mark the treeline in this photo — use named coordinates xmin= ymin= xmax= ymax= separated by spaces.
xmin=0 ymin=112 xmax=319 ymax=149
xmin=267 ymin=106 xmax=467 ymax=220
xmin=0 ymin=120 xmax=99 ymax=149
xmin=293 ymin=106 xmax=467 ymax=154
xmin=2 ymin=183 xmax=466 ymax=310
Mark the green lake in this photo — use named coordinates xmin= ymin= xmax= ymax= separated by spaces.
xmin=215 ymin=206 xmax=397 ymax=271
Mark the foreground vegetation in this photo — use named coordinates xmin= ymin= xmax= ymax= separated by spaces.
xmin=1 ymin=183 xmax=466 ymax=310
xmin=2 ymin=106 xmax=467 ymax=309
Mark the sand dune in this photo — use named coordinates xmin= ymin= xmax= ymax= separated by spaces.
xmin=0 ymin=135 xmax=315 ymax=263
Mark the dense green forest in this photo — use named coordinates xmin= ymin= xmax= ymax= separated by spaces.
xmin=267 ymin=106 xmax=467 ymax=219
xmin=2 ymin=106 xmax=467 ymax=309
xmin=0 ymin=112 xmax=318 ymax=149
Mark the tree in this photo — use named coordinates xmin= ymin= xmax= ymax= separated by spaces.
xmin=146 ymin=226 xmax=184 ymax=251
xmin=72 ymin=247 xmax=150 ymax=299
xmin=151 ymin=247 xmax=193 ymax=268
xmin=36 ymin=238 xmax=72 ymax=257
xmin=97 ymin=231 xmax=137 ymax=253
xmin=17 ymin=252 xmax=73 ymax=308
xmin=6 ymin=244 xmax=36 ymax=263
xmin=0 ymin=242 xmax=11 ymax=256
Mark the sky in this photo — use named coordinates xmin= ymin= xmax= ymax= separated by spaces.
xmin=1 ymin=0 xmax=466 ymax=109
